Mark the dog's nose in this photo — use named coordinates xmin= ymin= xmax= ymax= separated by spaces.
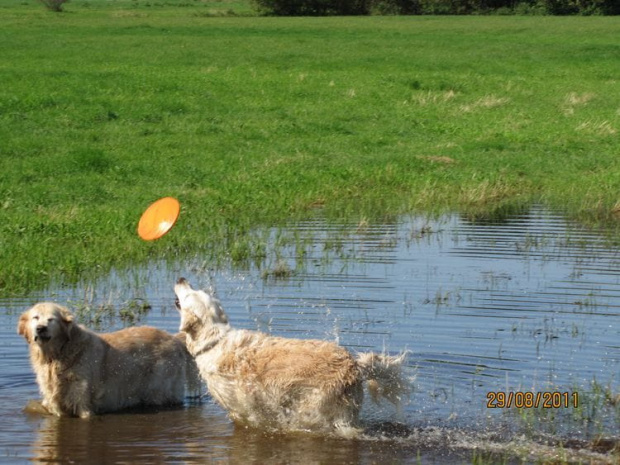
xmin=36 ymin=325 xmax=47 ymax=335
xmin=177 ymin=277 xmax=187 ymax=285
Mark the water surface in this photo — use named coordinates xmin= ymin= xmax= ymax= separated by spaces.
xmin=1 ymin=207 xmax=618 ymax=463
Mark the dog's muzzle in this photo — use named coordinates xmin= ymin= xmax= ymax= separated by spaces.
xmin=174 ymin=298 xmax=181 ymax=310
xmin=35 ymin=325 xmax=51 ymax=342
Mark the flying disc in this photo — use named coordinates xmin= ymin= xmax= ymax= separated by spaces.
xmin=137 ymin=197 xmax=180 ymax=241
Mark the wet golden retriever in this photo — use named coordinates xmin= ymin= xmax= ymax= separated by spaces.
xmin=18 ymin=302 xmax=199 ymax=418
xmin=174 ymin=277 xmax=408 ymax=436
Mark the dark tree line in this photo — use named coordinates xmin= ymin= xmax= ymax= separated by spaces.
xmin=252 ymin=0 xmax=620 ymax=15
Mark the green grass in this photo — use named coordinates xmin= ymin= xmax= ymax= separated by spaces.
xmin=1 ymin=1 xmax=619 ymax=293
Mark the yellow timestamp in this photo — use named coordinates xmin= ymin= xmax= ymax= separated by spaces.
xmin=486 ymin=391 xmax=579 ymax=409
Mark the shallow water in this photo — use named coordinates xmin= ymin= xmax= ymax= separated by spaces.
xmin=1 ymin=207 xmax=618 ymax=463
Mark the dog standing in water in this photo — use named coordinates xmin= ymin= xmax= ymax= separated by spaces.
xmin=174 ymin=277 xmax=408 ymax=435
xmin=18 ymin=302 xmax=199 ymax=418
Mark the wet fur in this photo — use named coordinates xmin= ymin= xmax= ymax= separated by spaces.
xmin=175 ymin=278 xmax=408 ymax=435
xmin=18 ymin=302 xmax=199 ymax=418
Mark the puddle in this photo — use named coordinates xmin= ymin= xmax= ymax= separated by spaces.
xmin=0 ymin=206 xmax=618 ymax=463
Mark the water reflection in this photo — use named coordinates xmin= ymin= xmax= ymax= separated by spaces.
xmin=26 ymin=404 xmax=475 ymax=464
xmin=29 ymin=403 xmax=233 ymax=463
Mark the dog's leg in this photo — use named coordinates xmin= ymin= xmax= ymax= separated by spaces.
xmin=41 ymin=398 xmax=61 ymax=416
xmin=61 ymin=377 xmax=95 ymax=418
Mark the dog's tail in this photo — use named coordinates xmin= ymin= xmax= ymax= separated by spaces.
xmin=356 ymin=352 xmax=409 ymax=405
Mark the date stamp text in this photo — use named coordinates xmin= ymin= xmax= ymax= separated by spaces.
xmin=486 ymin=391 xmax=579 ymax=409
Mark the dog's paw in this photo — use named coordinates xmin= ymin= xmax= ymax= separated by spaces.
xmin=23 ymin=399 xmax=51 ymax=415
xmin=78 ymin=409 xmax=93 ymax=420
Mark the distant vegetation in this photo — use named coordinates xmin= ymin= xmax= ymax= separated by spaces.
xmin=33 ymin=0 xmax=620 ymax=14
xmin=252 ymin=0 xmax=619 ymax=15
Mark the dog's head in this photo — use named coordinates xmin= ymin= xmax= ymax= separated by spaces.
xmin=18 ymin=302 xmax=74 ymax=348
xmin=174 ymin=277 xmax=228 ymax=337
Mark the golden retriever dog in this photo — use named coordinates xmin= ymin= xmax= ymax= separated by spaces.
xmin=18 ymin=302 xmax=199 ymax=419
xmin=174 ymin=277 xmax=408 ymax=436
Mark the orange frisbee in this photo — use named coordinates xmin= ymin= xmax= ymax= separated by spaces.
xmin=137 ymin=197 xmax=180 ymax=241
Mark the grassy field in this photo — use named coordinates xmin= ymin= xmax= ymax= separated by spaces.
xmin=1 ymin=0 xmax=619 ymax=293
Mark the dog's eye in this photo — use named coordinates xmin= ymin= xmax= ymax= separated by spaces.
xmin=32 ymin=315 xmax=39 ymax=321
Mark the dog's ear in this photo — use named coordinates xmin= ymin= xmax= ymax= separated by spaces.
xmin=196 ymin=291 xmax=228 ymax=324
xmin=17 ymin=311 xmax=32 ymax=343
xmin=58 ymin=305 xmax=74 ymax=324
xmin=57 ymin=305 xmax=74 ymax=341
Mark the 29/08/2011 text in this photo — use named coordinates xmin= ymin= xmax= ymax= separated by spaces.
xmin=486 ymin=391 xmax=578 ymax=409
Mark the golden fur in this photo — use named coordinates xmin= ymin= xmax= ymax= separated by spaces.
xmin=174 ymin=278 xmax=408 ymax=435
xmin=18 ymin=302 xmax=199 ymax=418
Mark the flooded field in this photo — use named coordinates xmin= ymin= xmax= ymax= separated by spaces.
xmin=1 ymin=207 xmax=618 ymax=463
